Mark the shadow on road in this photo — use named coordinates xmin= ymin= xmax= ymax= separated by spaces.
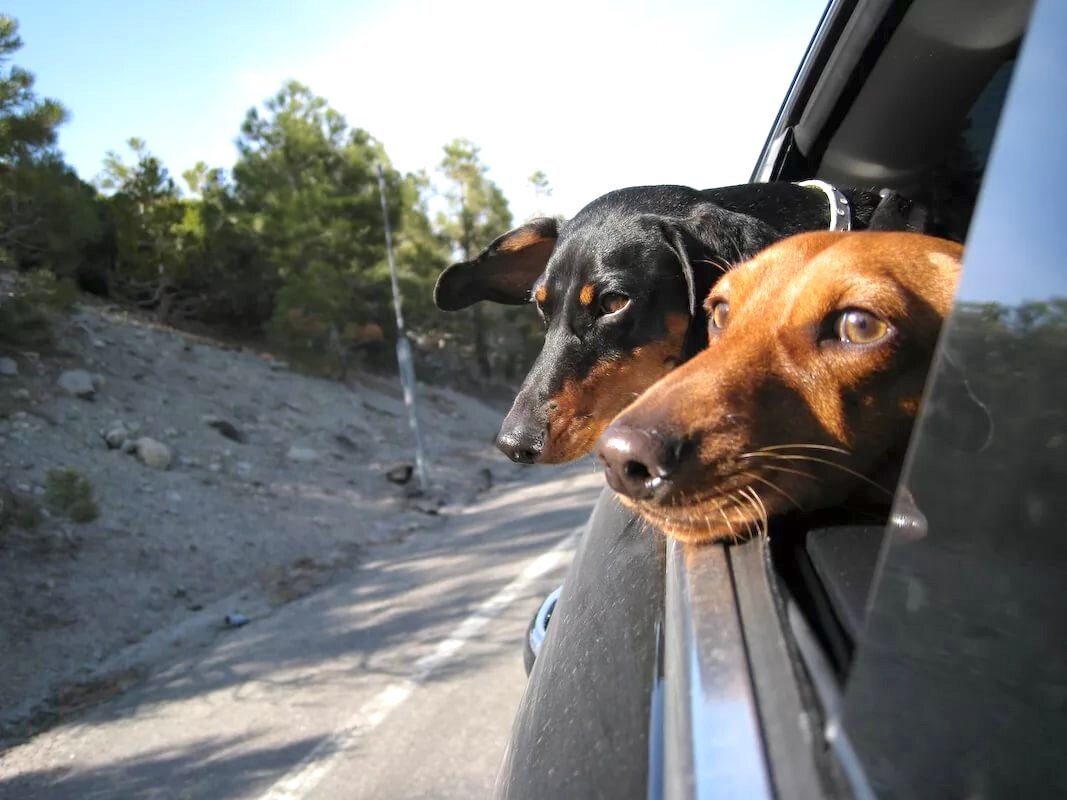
xmin=0 ymin=732 xmax=333 ymax=799
xmin=0 ymin=464 xmax=607 ymax=798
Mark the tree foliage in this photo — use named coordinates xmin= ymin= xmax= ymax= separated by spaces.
xmin=436 ymin=139 xmax=518 ymax=379
xmin=0 ymin=15 xmax=545 ymax=386
xmin=0 ymin=16 xmax=66 ymax=160
xmin=99 ymin=138 xmax=186 ymax=310
xmin=528 ymin=169 xmax=552 ymax=215
xmin=0 ymin=16 xmax=103 ymax=284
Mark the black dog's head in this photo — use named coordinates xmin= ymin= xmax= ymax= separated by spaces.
xmin=435 ymin=185 xmax=783 ymax=464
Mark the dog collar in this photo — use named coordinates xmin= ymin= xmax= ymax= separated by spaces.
xmin=796 ymin=179 xmax=852 ymax=232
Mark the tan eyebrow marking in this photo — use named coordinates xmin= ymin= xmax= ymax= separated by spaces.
xmin=535 ymin=285 xmax=548 ymax=304
xmin=579 ymin=284 xmax=595 ymax=306
xmin=499 ymin=228 xmax=546 ymax=253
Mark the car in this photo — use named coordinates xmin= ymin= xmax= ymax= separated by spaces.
xmin=496 ymin=0 xmax=1066 ymax=797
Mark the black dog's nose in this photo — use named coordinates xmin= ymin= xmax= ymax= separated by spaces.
xmin=496 ymin=426 xmax=545 ymax=464
xmin=597 ymin=425 xmax=680 ymax=501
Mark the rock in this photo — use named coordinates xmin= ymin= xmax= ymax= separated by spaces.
xmin=0 ymin=357 xmax=17 ymax=376
xmin=103 ymin=421 xmax=129 ymax=450
xmin=409 ymin=495 xmax=443 ymax=515
xmin=206 ymin=420 xmax=244 ymax=445
xmin=10 ymin=388 xmax=30 ymax=400
xmin=286 ymin=445 xmax=319 ymax=463
xmin=135 ymin=437 xmax=173 ymax=470
xmin=57 ymin=369 xmax=96 ymax=399
xmin=385 ymin=463 xmax=415 ymax=485
xmin=335 ymin=433 xmax=359 ymax=452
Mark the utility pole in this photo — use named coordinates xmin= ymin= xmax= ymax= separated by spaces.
xmin=377 ymin=164 xmax=429 ymax=492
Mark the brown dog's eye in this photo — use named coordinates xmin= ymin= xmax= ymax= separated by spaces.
xmin=599 ymin=292 xmax=630 ymax=316
xmin=709 ymin=301 xmax=729 ymax=332
xmin=836 ymin=309 xmax=890 ymax=344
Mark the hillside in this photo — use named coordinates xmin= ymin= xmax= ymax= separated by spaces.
xmin=0 ymin=297 xmax=527 ymax=743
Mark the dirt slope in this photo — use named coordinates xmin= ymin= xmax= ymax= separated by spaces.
xmin=0 ymin=300 xmax=527 ymax=744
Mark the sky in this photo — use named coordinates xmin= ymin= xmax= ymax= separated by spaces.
xmin=8 ymin=0 xmax=828 ymax=224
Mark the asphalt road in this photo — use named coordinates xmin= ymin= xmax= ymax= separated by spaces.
xmin=0 ymin=465 xmax=605 ymax=800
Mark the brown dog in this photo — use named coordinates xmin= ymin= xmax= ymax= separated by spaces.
xmin=596 ymin=231 xmax=962 ymax=543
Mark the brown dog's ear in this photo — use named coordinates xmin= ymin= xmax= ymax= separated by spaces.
xmin=650 ymin=205 xmax=781 ymax=315
xmin=433 ymin=218 xmax=559 ymax=311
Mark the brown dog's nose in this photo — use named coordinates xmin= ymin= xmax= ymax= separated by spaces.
xmin=597 ymin=424 xmax=681 ymax=501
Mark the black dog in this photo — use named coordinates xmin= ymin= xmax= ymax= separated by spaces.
xmin=434 ymin=182 xmax=906 ymax=464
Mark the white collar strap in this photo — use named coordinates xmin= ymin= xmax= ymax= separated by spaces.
xmin=796 ymin=179 xmax=852 ymax=232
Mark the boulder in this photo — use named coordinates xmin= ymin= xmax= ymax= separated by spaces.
xmin=385 ymin=463 xmax=415 ymax=485
xmin=135 ymin=437 xmax=173 ymax=470
xmin=286 ymin=445 xmax=319 ymax=463
xmin=207 ymin=418 xmax=245 ymax=443
xmin=335 ymin=433 xmax=359 ymax=452
xmin=57 ymin=369 xmax=96 ymax=399
xmin=0 ymin=357 xmax=17 ymax=377
xmin=103 ymin=421 xmax=129 ymax=450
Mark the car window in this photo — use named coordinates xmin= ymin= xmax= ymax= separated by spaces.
xmin=754 ymin=0 xmax=1032 ymax=677
xmin=835 ymin=1 xmax=1067 ymax=795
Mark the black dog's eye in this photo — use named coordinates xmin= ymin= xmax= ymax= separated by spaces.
xmin=598 ymin=292 xmax=630 ymax=317
xmin=709 ymin=301 xmax=729 ymax=333
xmin=827 ymin=308 xmax=891 ymax=345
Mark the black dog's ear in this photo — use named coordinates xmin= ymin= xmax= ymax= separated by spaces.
xmin=650 ymin=205 xmax=780 ymax=315
xmin=433 ymin=218 xmax=559 ymax=311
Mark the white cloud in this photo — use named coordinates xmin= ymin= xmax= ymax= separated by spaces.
xmin=229 ymin=0 xmax=822 ymax=223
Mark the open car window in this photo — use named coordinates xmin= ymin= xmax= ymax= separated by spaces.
xmin=835 ymin=1 xmax=1067 ymax=795
xmin=754 ymin=0 xmax=1033 ymax=674
xmin=664 ymin=0 xmax=1064 ymax=797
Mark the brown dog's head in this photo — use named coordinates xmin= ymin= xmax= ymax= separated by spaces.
xmin=596 ymin=231 xmax=962 ymax=543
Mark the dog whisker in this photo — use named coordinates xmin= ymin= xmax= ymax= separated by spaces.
xmin=750 ymin=443 xmax=852 ymax=455
xmin=757 ymin=463 xmax=821 ymax=483
xmin=744 ymin=453 xmax=893 ymax=497
xmin=737 ymin=488 xmax=758 ymax=538
xmin=742 ymin=486 xmax=768 ymax=539
xmin=702 ymin=513 xmax=715 ymax=540
xmin=734 ymin=495 xmax=753 ymax=544
xmin=729 ymin=492 xmax=754 ymax=541
xmin=754 ymin=488 xmax=769 ymax=539
xmin=731 ymin=239 xmax=746 ymax=265
xmin=692 ymin=257 xmax=730 ymax=275
xmin=717 ymin=504 xmax=736 ymax=543
xmin=742 ymin=469 xmax=802 ymax=514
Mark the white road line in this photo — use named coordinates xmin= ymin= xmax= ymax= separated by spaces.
xmin=259 ymin=527 xmax=582 ymax=800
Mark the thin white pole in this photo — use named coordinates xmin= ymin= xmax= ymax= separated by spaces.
xmin=377 ymin=164 xmax=429 ymax=492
